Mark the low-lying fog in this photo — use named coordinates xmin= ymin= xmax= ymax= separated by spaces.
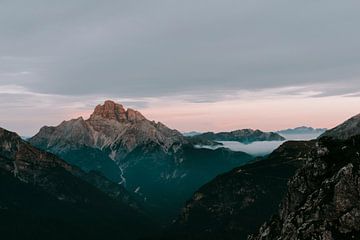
xmin=195 ymin=133 xmax=322 ymax=156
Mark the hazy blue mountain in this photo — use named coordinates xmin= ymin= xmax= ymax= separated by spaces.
xmin=277 ymin=126 xmax=327 ymax=135
xmin=276 ymin=126 xmax=326 ymax=141
xmin=182 ymin=131 xmax=202 ymax=137
xmin=277 ymin=126 xmax=327 ymax=134
xmin=189 ymin=129 xmax=285 ymax=146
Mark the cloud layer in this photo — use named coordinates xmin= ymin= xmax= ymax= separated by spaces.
xmin=1 ymin=1 xmax=360 ymax=135
xmin=2 ymin=0 xmax=360 ymax=97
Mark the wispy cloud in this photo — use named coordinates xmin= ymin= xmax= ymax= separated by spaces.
xmin=1 ymin=84 xmax=359 ymax=136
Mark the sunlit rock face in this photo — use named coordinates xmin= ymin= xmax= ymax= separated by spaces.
xmin=31 ymin=100 xmax=186 ymax=163
xmin=29 ymin=100 xmax=187 ymax=183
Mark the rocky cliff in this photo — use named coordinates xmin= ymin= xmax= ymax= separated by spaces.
xmin=249 ymin=114 xmax=360 ymax=240
xmin=249 ymin=135 xmax=360 ymax=240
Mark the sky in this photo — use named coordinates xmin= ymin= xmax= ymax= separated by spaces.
xmin=1 ymin=0 xmax=360 ymax=136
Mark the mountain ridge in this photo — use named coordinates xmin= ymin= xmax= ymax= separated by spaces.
xmin=0 ymin=126 xmax=154 ymax=239
xmin=277 ymin=126 xmax=327 ymax=135
xmin=250 ymin=134 xmax=360 ymax=240
xmin=320 ymin=113 xmax=360 ymax=140
xmin=188 ymin=129 xmax=285 ymax=146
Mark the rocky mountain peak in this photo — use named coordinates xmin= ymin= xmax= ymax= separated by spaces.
xmin=90 ymin=100 xmax=127 ymax=122
xmin=30 ymin=100 xmax=187 ymax=169
xmin=90 ymin=100 xmax=146 ymax=123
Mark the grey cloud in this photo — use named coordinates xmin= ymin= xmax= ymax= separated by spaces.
xmin=1 ymin=0 xmax=360 ymax=98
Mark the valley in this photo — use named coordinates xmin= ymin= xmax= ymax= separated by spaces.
xmin=2 ymin=2 xmax=359 ymax=239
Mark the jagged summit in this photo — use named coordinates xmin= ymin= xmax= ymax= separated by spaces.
xmin=29 ymin=100 xmax=187 ymax=181
xmin=90 ymin=100 xmax=145 ymax=123
xmin=91 ymin=100 xmax=127 ymax=121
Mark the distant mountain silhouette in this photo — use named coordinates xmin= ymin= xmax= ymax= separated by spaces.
xmin=188 ymin=129 xmax=285 ymax=146
xmin=182 ymin=131 xmax=202 ymax=137
xmin=277 ymin=126 xmax=326 ymax=135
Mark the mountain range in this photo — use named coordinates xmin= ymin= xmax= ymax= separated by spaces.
xmin=188 ymin=129 xmax=285 ymax=147
xmin=2 ymin=100 xmax=360 ymax=239
xmin=276 ymin=126 xmax=327 ymax=136
xmin=158 ymin=113 xmax=360 ymax=239
xmin=29 ymin=100 xmax=253 ymax=222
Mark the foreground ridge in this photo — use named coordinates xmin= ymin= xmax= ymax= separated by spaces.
xmin=0 ymin=127 xmax=153 ymax=239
